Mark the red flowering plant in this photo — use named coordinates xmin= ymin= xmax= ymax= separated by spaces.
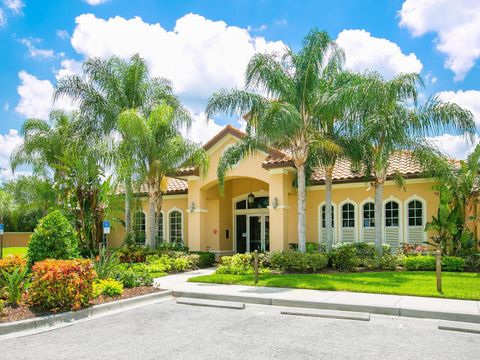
xmin=400 ymin=243 xmax=429 ymax=256
xmin=28 ymin=259 xmax=96 ymax=312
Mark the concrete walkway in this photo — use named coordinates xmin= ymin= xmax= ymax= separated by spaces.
xmin=154 ymin=269 xmax=480 ymax=324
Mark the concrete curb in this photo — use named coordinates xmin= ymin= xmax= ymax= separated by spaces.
xmin=438 ymin=322 xmax=480 ymax=334
xmin=0 ymin=290 xmax=172 ymax=336
xmin=281 ymin=308 xmax=370 ymax=321
xmin=172 ymin=290 xmax=480 ymax=324
xmin=176 ymin=297 xmax=245 ymax=309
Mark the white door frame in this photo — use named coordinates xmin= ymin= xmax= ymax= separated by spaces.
xmin=244 ymin=213 xmax=269 ymax=252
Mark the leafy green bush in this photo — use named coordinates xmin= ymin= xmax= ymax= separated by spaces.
xmin=115 ymin=263 xmax=153 ymax=288
xmin=441 ymin=256 xmax=465 ymax=272
xmin=288 ymin=242 xmax=326 ymax=253
xmin=190 ymin=251 xmax=216 ymax=267
xmin=28 ymin=259 xmax=96 ymax=312
xmin=331 ymin=244 xmax=359 ymax=271
xmin=93 ymin=248 xmax=122 ymax=279
xmin=404 ymin=256 xmax=436 ymax=271
xmin=156 ymin=242 xmax=189 ymax=252
xmin=117 ymin=246 xmax=156 ymax=263
xmin=1 ymin=267 xmax=29 ymax=305
xmin=0 ymin=299 xmax=4 ymax=314
xmin=27 ymin=210 xmax=79 ymax=267
xmin=93 ymin=279 xmax=123 ymax=297
xmin=463 ymin=253 xmax=480 ymax=272
xmin=268 ymin=252 xmax=329 ymax=273
xmin=216 ymin=253 xmax=271 ymax=275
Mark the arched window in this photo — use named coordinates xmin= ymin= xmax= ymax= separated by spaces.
xmin=341 ymin=203 xmax=355 ymax=228
xmin=408 ymin=200 xmax=423 ymax=226
xmin=133 ymin=211 xmax=146 ymax=244
xmin=363 ymin=202 xmax=375 ymax=228
xmin=157 ymin=212 xmax=164 ymax=241
xmin=321 ymin=205 xmax=334 ymax=228
xmin=169 ymin=210 xmax=183 ymax=244
xmin=385 ymin=201 xmax=399 ymax=227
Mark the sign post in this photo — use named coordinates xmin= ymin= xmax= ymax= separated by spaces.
xmin=0 ymin=223 xmax=4 ymax=259
xmin=101 ymin=220 xmax=110 ymax=255
xmin=435 ymin=249 xmax=442 ymax=293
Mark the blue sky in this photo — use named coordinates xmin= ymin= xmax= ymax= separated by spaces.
xmin=0 ymin=0 xmax=479 ymax=177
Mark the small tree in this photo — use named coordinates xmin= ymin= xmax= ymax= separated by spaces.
xmin=27 ymin=210 xmax=79 ymax=267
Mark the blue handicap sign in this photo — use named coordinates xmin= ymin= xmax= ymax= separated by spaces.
xmin=103 ymin=221 xmax=110 ymax=228
xmin=0 ymin=224 xmax=4 ymax=235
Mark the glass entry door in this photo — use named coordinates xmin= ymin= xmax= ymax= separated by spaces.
xmin=245 ymin=214 xmax=270 ymax=252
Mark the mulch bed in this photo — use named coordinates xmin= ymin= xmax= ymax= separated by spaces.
xmin=0 ymin=286 xmax=161 ymax=324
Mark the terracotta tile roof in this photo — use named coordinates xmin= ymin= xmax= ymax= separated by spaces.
xmin=117 ymin=177 xmax=188 ymax=195
xmin=310 ymin=152 xmax=424 ymax=184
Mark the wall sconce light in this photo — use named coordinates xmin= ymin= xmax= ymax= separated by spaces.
xmin=272 ymin=197 xmax=279 ymax=210
xmin=247 ymin=192 xmax=255 ymax=206
xmin=189 ymin=202 xmax=196 ymax=212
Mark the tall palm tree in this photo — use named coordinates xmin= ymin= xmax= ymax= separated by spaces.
xmin=54 ymin=54 xmax=190 ymax=235
xmin=351 ymin=72 xmax=475 ymax=256
xmin=206 ymin=29 xmax=345 ymax=253
xmin=118 ymin=104 xmax=209 ymax=248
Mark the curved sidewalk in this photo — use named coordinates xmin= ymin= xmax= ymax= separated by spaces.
xmin=154 ymin=269 xmax=480 ymax=324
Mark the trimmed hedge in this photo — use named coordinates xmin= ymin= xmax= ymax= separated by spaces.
xmin=269 ymin=252 xmax=329 ymax=273
xmin=28 ymin=259 xmax=96 ymax=312
xmin=191 ymin=251 xmax=216 ymax=268
xmin=404 ymin=255 xmax=465 ymax=272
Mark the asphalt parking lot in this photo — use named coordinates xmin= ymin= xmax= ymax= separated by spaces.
xmin=1 ymin=299 xmax=479 ymax=360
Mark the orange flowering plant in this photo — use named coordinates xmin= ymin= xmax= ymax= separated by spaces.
xmin=28 ymin=259 xmax=96 ymax=312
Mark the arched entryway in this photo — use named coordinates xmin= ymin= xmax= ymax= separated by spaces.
xmin=233 ymin=192 xmax=270 ymax=252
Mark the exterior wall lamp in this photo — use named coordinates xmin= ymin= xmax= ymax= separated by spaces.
xmin=189 ymin=202 xmax=196 ymax=213
xmin=247 ymin=192 xmax=255 ymax=206
xmin=272 ymin=197 xmax=279 ymax=209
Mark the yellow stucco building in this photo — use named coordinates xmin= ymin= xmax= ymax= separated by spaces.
xmin=109 ymin=125 xmax=441 ymax=255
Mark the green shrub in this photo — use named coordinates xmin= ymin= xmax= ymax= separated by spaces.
xmin=117 ymin=246 xmax=156 ymax=263
xmin=216 ymin=253 xmax=271 ymax=275
xmin=93 ymin=279 xmax=124 ymax=297
xmin=156 ymin=242 xmax=189 ymax=252
xmin=1 ymin=267 xmax=29 ymax=305
xmin=442 ymin=256 xmax=465 ymax=272
xmin=190 ymin=251 xmax=216 ymax=268
xmin=404 ymin=256 xmax=436 ymax=271
xmin=288 ymin=242 xmax=326 ymax=253
xmin=93 ymin=248 xmax=121 ymax=279
xmin=463 ymin=253 xmax=480 ymax=272
xmin=331 ymin=244 xmax=359 ymax=271
xmin=115 ymin=263 xmax=153 ymax=288
xmin=269 ymin=252 xmax=328 ymax=273
xmin=27 ymin=210 xmax=79 ymax=267
xmin=28 ymin=259 xmax=96 ymax=312
xmin=0 ymin=254 xmax=27 ymax=275
xmin=0 ymin=299 xmax=4 ymax=315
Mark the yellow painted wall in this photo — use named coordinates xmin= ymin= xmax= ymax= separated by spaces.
xmin=109 ymin=195 xmax=188 ymax=248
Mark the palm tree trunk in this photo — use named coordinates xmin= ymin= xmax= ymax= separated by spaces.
xmin=297 ymin=163 xmax=307 ymax=253
xmin=374 ymin=181 xmax=384 ymax=256
xmin=325 ymin=166 xmax=334 ymax=253
xmin=124 ymin=177 xmax=132 ymax=235
xmin=147 ymin=191 xmax=156 ymax=248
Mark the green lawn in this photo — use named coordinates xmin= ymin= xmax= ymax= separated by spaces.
xmin=189 ymin=272 xmax=480 ymax=300
xmin=3 ymin=247 xmax=28 ymax=257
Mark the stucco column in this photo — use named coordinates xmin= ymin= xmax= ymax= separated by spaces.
xmin=186 ymin=177 xmax=207 ymax=251
xmin=268 ymin=169 xmax=292 ymax=251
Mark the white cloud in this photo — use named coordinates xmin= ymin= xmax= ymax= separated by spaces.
xmin=83 ymin=0 xmax=109 ymax=5
xmin=20 ymin=38 xmax=54 ymax=59
xmin=0 ymin=129 xmax=23 ymax=178
xmin=70 ymin=13 xmax=285 ymax=108
xmin=56 ymin=29 xmax=69 ymax=39
xmin=3 ymin=0 xmax=23 ymax=13
xmin=3 ymin=102 xmax=9 ymax=111
xmin=182 ymin=111 xmax=224 ymax=144
xmin=399 ymin=0 xmax=480 ymax=81
xmin=427 ymin=133 xmax=478 ymax=160
xmin=0 ymin=9 xmax=6 ymax=28
xmin=55 ymin=59 xmax=83 ymax=80
xmin=15 ymin=71 xmax=76 ymax=120
xmin=274 ymin=19 xmax=287 ymax=26
xmin=336 ymin=29 xmax=423 ymax=79
xmin=436 ymin=90 xmax=480 ymax=127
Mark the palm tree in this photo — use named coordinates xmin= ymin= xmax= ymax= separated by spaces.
xmin=54 ymin=54 xmax=189 ymax=235
xmin=11 ymin=111 xmax=73 ymax=199
xmin=118 ymin=104 xmax=209 ymax=248
xmin=206 ymin=29 xmax=345 ymax=253
xmin=351 ymin=72 xmax=475 ymax=256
